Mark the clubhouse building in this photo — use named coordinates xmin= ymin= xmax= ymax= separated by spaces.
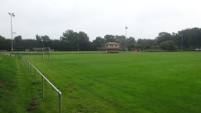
xmin=105 ymin=42 xmax=120 ymax=53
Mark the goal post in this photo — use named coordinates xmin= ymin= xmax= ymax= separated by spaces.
xmin=33 ymin=47 xmax=51 ymax=61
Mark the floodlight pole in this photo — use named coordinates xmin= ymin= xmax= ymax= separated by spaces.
xmin=8 ymin=12 xmax=15 ymax=52
xmin=13 ymin=32 xmax=16 ymax=51
xmin=78 ymin=36 xmax=80 ymax=52
xmin=125 ymin=26 xmax=128 ymax=52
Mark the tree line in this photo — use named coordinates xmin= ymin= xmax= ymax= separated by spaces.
xmin=0 ymin=27 xmax=201 ymax=51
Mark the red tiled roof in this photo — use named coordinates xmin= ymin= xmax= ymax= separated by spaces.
xmin=105 ymin=42 xmax=119 ymax=44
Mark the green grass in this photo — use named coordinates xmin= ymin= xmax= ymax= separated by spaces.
xmin=23 ymin=52 xmax=201 ymax=113
xmin=1 ymin=52 xmax=201 ymax=113
xmin=0 ymin=54 xmax=41 ymax=113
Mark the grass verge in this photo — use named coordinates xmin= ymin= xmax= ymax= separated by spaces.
xmin=0 ymin=54 xmax=42 ymax=113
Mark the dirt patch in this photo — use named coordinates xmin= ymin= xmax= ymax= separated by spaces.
xmin=67 ymin=84 xmax=74 ymax=89
xmin=27 ymin=107 xmax=37 ymax=112
xmin=31 ymin=82 xmax=37 ymax=85
xmin=30 ymin=102 xmax=39 ymax=106
xmin=0 ymin=81 xmax=6 ymax=88
xmin=37 ymin=88 xmax=41 ymax=90
xmin=32 ymin=97 xmax=39 ymax=100
xmin=76 ymin=104 xmax=85 ymax=112
xmin=27 ymin=101 xmax=39 ymax=112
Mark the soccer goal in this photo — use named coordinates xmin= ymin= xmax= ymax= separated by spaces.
xmin=33 ymin=47 xmax=51 ymax=61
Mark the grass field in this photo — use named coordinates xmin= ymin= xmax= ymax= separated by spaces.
xmin=0 ymin=54 xmax=40 ymax=113
xmin=1 ymin=52 xmax=201 ymax=113
xmin=22 ymin=52 xmax=201 ymax=113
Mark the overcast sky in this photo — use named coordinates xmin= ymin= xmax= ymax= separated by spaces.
xmin=1 ymin=0 xmax=201 ymax=41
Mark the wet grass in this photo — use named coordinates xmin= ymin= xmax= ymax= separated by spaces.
xmin=1 ymin=52 xmax=201 ymax=113
xmin=24 ymin=52 xmax=201 ymax=113
xmin=0 ymin=54 xmax=41 ymax=113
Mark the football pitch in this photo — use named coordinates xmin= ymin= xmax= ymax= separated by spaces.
xmin=24 ymin=52 xmax=201 ymax=113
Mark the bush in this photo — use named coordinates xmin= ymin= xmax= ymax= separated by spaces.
xmin=159 ymin=41 xmax=178 ymax=50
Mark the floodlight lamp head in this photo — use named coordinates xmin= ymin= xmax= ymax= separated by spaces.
xmin=8 ymin=12 xmax=15 ymax=17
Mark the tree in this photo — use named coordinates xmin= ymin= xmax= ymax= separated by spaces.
xmin=156 ymin=32 xmax=172 ymax=44
xmin=50 ymin=39 xmax=63 ymax=51
xmin=136 ymin=39 xmax=156 ymax=50
xmin=78 ymin=31 xmax=90 ymax=51
xmin=35 ymin=35 xmax=51 ymax=47
xmin=104 ymin=35 xmax=115 ymax=42
xmin=59 ymin=30 xmax=92 ymax=51
xmin=22 ymin=39 xmax=38 ymax=50
xmin=0 ymin=35 xmax=5 ymax=40
xmin=41 ymin=35 xmax=50 ymax=42
xmin=159 ymin=41 xmax=178 ymax=50
xmin=36 ymin=34 xmax=42 ymax=41
xmin=0 ymin=35 xmax=10 ymax=50
xmin=177 ymin=28 xmax=201 ymax=50
xmin=14 ymin=35 xmax=23 ymax=51
xmin=92 ymin=37 xmax=105 ymax=50
xmin=36 ymin=34 xmax=43 ymax=47
xmin=136 ymin=39 xmax=145 ymax=49
xmin=115 ymin=35 xmax=126 ymax=50
xmin=60 ymin=30 xmax=79 ymax=50
xmin=41 ymin=35 xmax=51 ymax=47
xmin=127 ymin=37 xmax=136 ymax=50
xmin=1 ymin=27 xmax=201 ymax=51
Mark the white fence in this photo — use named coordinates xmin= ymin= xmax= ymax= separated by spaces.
xmin=20 ymin=54 xmax=62 ymax=113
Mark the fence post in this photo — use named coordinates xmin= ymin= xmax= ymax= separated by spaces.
xmin=48 ymin=51 xmax=50 ymax=61
xmin=35 ymin=68 xmax=37 ymax=83
xmin=42 ymin=77 xmax=44 ymax=98
xmin=28 ymin=62 xmax=30 ymax=71
xmin=27 ymin=60 xmax=28 ymax=69
xmin=27 ymin=61 xmax=28 ymax=69
xmin=30 ymin=64 xmax=31 ymax=76
xmin=59 ymin=93 xmax=62 ymax=113
xmin=42 ymin=50 xmax=44 ymax=60
xmin=29 ymin=62 xmax=31 ymax=72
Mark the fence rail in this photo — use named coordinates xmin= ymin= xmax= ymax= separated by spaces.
xmin=20 ymin=53 xmax=62 ymax=113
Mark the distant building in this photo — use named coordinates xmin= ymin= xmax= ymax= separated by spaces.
xmin=131 ymin=48 xmax=141 ymax=52
xmin=195 ymin=48 xmax=201 ymax=51
xmin=105 ymin=42 xmax=120 ymax=53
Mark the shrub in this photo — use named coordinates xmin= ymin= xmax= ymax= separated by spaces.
xmin=159 ymin=41 xmax=178 ymax=50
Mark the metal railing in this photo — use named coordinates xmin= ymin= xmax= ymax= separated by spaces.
xmin=20 ymin=54 xmax=62 ymax=113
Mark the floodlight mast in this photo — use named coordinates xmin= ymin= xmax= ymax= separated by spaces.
xmin=8 ymin=12 xmax=15 ymax=52
xmin=13 ymin=32 xmax=16 ymax=51
xmin=125 ymin=26 xmax=128 ymax=52
xmin=78 ymin=36 xmax=79 ymax=52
